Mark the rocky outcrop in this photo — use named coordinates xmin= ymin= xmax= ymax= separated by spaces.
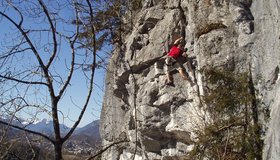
xmin=100 ymin=0 xmax=280 ymax=159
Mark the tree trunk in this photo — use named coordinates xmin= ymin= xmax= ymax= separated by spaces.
xmin=54 ymin=142 xmax=63 ymax=160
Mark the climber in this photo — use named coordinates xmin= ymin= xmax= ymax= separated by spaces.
xmin=165 ymin=36 xmax=190 ymax=85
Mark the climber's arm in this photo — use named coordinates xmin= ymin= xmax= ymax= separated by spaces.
xmin=183 ymin=48 xmax=188 ymax=57
xmin=174 ymin=37 xmax=183 ymax=45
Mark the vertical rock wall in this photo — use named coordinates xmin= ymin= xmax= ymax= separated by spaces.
xmin=100 ymin=0 xmax=280 ymax=159
xmin=251 ymin=0 xmax=280 ymax=159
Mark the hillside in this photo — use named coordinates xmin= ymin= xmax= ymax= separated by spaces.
xmin=0 ymin=118 xmax=101 ymax=158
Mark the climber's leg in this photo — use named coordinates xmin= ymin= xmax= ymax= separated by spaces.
xmin=165 ymin=57 xmax=175 ymax=85
xmin=166 ymin=72 xmax=173 ymax=85
xmin=179 ymin=68 xmax=189 ymax=80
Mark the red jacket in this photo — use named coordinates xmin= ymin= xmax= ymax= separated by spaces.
xmin=167 ymin=45 xmax=183 ymax=59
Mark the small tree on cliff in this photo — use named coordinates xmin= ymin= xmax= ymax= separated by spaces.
xmin=188 ymin=67 xmax=264 ymax=160
xmin=76 ymin=0 xmax=142 ymax=51
xmin=0 ymin=0 xmax=98 ymax=159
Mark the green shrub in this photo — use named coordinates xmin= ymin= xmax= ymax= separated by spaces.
xmin=187 ymin=67 xmax=263 ymax=160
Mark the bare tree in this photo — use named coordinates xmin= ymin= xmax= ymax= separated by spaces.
xmin=0 ymin=0 xmax=98 ymax=159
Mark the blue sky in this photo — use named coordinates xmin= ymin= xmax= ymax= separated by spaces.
xmin=0 ymin=1 xmax=109 ymax=127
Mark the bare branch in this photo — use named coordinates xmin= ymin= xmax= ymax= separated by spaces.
xmin=0 ymin=44 xmax=31 ymax=60
xmin=38 ymin=0 xmax=58 ymax=69
xmin=86 ymin=140 xmax=128 ymax=160
xmin=0 ymin=11 xmax=46 ymax=71
xmin=6 ymin=0 xmax=24 ymax=26
xmin=0 ymin=74 xmax=48 ymax=86
xmin=0 ymin=10 xmax=57 ymax=109
xmin=56 ymin=1 xmax=79 ymax=101
xmin=0 ymin=120 xmax=54 ymax=144
xmin=62 ymin=0 xmax=96 ymax=142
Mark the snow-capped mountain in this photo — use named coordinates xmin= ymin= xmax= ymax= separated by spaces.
xmin=1 ymin=117 xmax=101 ymax=155
xmin=22 ymin=118 xmax=70 ymax=135
xmin=1 ymin=117 xmax=99 ymax=137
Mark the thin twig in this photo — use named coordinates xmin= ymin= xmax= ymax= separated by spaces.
xmin=86 ymin=140 xmax=128 ymax=160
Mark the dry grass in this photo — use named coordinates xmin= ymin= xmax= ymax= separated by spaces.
xmin=63 ymin=154 xmax=88 ymax=160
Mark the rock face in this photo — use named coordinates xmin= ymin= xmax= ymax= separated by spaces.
xmin=251 ymin=0 xmax=280 ymax=159
xmin=100 ymin=0 xmax=280 ymax=159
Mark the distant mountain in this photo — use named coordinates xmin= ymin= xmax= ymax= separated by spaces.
xmin=64 ymin=120 xmax=101 ymax=153
xmin=23 ymin=119 xmax=70 ymax=135
xmin=1 ymin=118 xmax=101 ymax=156
xmin=66 ymin=120 xmax=101 ymax=147
xmin=0 ymin=117 xmax=99 ymax=138
xmin=75 ymin=120 xmax=100 ymax=138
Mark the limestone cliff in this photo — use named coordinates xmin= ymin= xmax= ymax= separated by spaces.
xmin=100 ymin=0 xmax=280 ymax=159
